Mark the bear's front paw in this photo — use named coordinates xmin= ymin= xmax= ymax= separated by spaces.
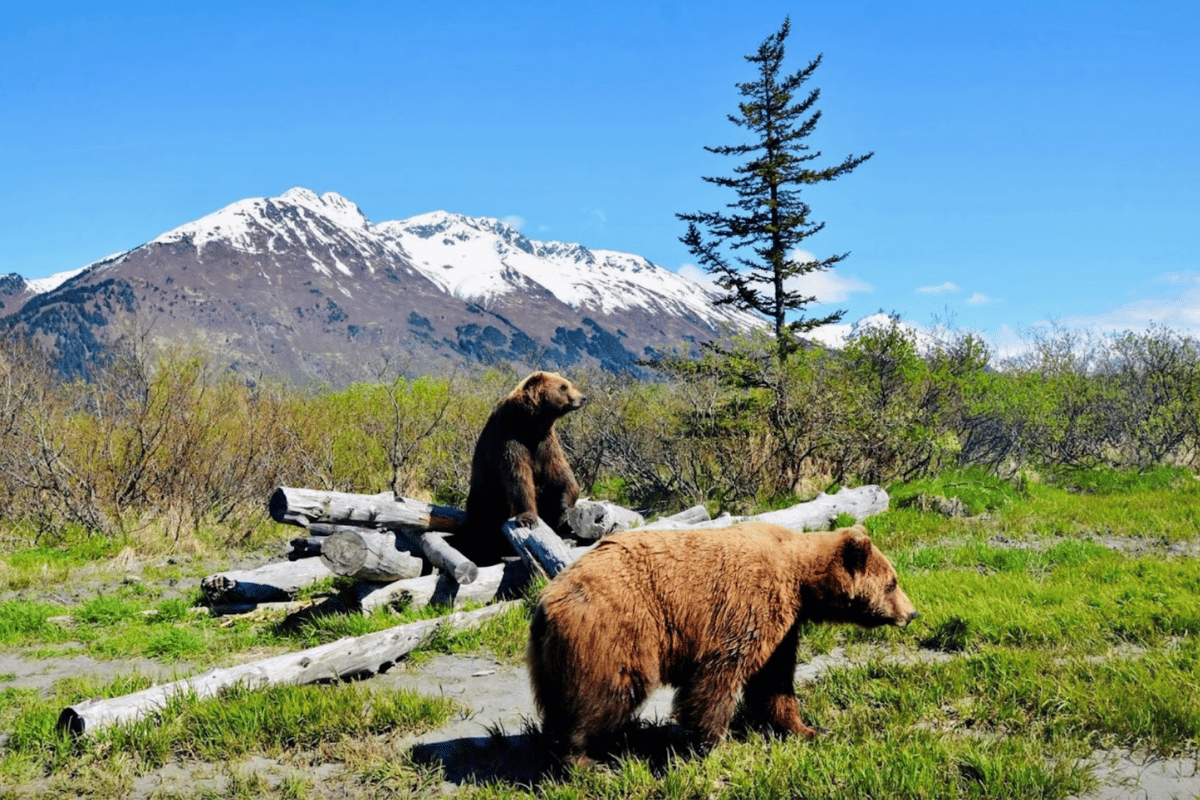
xmin=514 ymin=512 xmax=539 ymax=528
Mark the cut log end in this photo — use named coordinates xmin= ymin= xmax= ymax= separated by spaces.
xmin=321 ymin=533 xmax=368 ymax=575
xmin=453 ymin=562 xmax=480 ymax=584
xmin=56 ymin=708 xmax=85 ymax=737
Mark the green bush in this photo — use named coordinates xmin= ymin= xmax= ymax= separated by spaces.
xmin=1 ymin=321 xmax=1199 ymax=548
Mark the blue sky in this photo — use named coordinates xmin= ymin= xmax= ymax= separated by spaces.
xmin=3 ymin=1 xmax=1198 ymax=354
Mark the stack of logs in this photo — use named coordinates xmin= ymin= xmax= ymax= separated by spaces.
xmin=202 ymin=487 xmax=679 ymax=615
xmin=200 ymin=485 xmax=892 ymax=616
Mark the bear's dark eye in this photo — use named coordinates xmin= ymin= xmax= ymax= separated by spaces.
xmin=886 ymin=578 xmax=898 ymax=594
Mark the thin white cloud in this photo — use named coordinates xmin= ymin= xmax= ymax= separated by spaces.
xmin=678 ymin=263 xmax=873 ymax=305
xmin=918 ymin=281 xmax=960 ymax=294
xmin=785 ymin=270 xmax=873 ymax=303
xmin=1047 ymin=271 xmax=1200 ymax=333
xmin=992 ymin=271 xmax=1200 ymax=359
xmin=966 ymin=293 xmax=994 ymax=306
xmin=501 ymin=215 xmax=525 ymax=230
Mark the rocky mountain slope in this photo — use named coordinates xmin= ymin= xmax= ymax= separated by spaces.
xmin=4 ymin=188 xmax=758 ymax=384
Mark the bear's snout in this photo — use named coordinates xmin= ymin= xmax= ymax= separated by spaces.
xmin=889 ymin=585 xmax=919 ymax=628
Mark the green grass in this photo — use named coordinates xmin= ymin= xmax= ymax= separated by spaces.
xmin=889 ymin=466 xmax=1030 ymax=516
xmin=0 ymin=600 xmax=70 ymax=646
xmin=438 ymin=474 xmax=1199 ymax=800
xmin=0 ymin=678 xmax=460 ymax=788
xmin=1 ymin=468 xmax=1198 ymax=798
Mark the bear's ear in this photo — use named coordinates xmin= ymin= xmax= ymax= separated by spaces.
xmin=840 ymin=529 xmax=873 ymax=575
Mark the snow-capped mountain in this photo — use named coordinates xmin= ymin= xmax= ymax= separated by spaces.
xmin=379 ymin=210 xmax=754 ymax=327
xmin=6 ymin=188 xmax=760 ymax=384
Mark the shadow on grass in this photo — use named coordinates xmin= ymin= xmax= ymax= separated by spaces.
xmin=410 ymin=717 xmax=699 ymax=786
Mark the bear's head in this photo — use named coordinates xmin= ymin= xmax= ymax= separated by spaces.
xmin=821 ymin=526 xmax=919 ymax=629
xmin=514 ymin=371 xmax=587 ymax=418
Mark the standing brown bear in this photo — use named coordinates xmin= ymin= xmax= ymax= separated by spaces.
xmin=527 ymin=523 xmax=919 ymax=764
xmin=458 ymin=371 xmax=586 ymax=566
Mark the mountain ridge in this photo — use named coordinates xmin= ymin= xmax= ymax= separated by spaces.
xmin=3 ymin=188 xmax=760 ymax=384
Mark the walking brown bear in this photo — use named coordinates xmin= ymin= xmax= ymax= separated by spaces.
xmin=458 ymin=371 xmax=586 ymax=566
xmin=527 ymin=522 xmax=918 ymax=764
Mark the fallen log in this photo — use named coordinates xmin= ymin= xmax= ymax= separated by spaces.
xmin=501 ymin=517 xmax=573 ymax=578
xmin=566 ymin=499 xmax=646 ymax=540
xmin=350 ymin=560 xmax=526 ymax=614
xmin=269 ymin=487 xmax=466 ymax=533
xmin=320 ymin=530 xmax=425 ymax=582
xmin=201 ymin=558 xmax=335 ymax=605
xmin=642 ymin=486 xmax=889 ymax=531
xmin=348 ymin=544 xmax=593 ymax=614
xmin=57 ymin=601 xmax=519 ymax=737
xmin=399 ymin=530 xmax=478 ymax=584
xmin=746 ymin=485 xmax=889 ymax=530
xmin=640 ymin=504 xmax=712 ymax=530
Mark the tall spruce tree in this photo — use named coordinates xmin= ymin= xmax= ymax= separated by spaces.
xmin=678 ymin=17 xmax=872 ymax=365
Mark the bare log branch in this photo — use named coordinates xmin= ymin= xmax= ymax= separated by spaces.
xmin=269 ymin=487 xmax=466 ymax=533
xmin=349 ymin=561 xmax=527 ymax=614
xmin=201 ymin=559 xmax=335 ymax=605
xmin=639 ymin=486 xmax=889 ymax=531
xmin=640 ymin=504 xmax=712 ymax=530
xmin=501 ymin=517 xmax=573 ymax=578
xmin=57 ymin=601 xmax=519 ymax=736
xmin=398 ymin=530 xmax=478 ymax=584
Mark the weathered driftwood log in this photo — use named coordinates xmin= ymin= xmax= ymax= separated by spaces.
xmin=350 ymin=561 xmax=525 ymax=614
xmin=348 ymin=544 xmax=594 ymax=614
xmin=640 ymin=504 xmax=712 ymax=530
xmin=566 ymin=499 xmax=646 ymax=540
xmin=501 ymin=517 xmax=573 ymax=578
xmin=641 ymin=486 xmax=889 ymax=531
xmin=319 ymin=530 xmax=425 ymax=583
xmin=201 ymin=558 xmax=335 ymax=605
xmin=746 ymin=485 xmax=889 ymax=529
xmin=57 ymin=601 xmax=519 ymax=737
xmin=399 ymin=530 xmax=479 ymax=584
xmin=269 ymin=487 xmax=466 ymax=533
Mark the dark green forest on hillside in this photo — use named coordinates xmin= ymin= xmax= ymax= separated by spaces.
xmin=1 ymin=320 xmax=1197 ymax=550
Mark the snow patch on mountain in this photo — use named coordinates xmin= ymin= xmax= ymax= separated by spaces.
xmin=98 ymin=187 xmax=758 ymax=332
xmin=26 ymin=265 xmax=93 ymax=294
xmin=151 ymin=188 xmax=383 ymax=265
xmin=378 ymin=210 xmax=758 ymax=329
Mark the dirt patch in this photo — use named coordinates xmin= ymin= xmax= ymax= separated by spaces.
xmin=1072 ymin=750 xmax=1200 ymax=800
xmin=0 ymin=651 xmax=190 ymax=695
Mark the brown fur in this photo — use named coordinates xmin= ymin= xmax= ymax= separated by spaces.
xmin=459 ymin=371 xmax=586 ymax=565
xmin=527 ymin=523 xmax=918 ymax=763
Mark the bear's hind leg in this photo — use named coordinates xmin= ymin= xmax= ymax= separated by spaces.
xmin=539 ymin=709 xmax=593 ymax=766
xmin=543 ymin=670 xmax=650 ymax=765
xmin=672 ymin=670 xmax=741 ymax=750
xmin=741 ymin=625 xmax=819 ymax=738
